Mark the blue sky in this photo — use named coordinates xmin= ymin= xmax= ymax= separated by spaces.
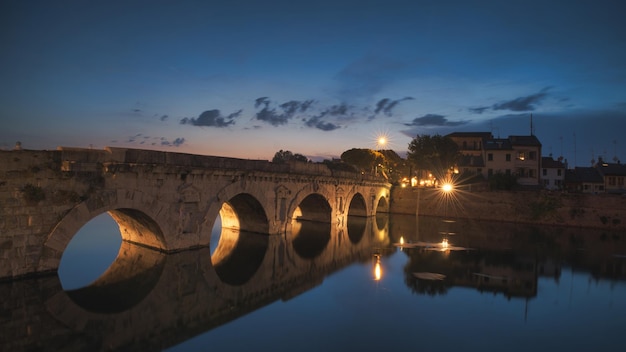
xmin=2 ymin=0 xmax=625 ymax=166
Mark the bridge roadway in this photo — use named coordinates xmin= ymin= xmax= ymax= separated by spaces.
xmin=0 ymin=146 xmax=391 ymax=279
xmin=0 ymin=214 xmax=391 ymax=351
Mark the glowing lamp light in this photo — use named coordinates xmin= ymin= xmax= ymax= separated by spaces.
xmin=373 ymin=255 xmax=382 ymax=281
xmin=441 ymin=183 xmax=453 ymax=193
xmin=375 ymin=132 xmax=390 ymax=150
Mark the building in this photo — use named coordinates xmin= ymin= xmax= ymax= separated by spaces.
xmin=564 ymin=167 xmax=604 ymax=193
xmin=447 ymin=132 xmax=542 ymax=186
xmin=595 ymin=158 xmax=626 ymax=194
xmin=541 ymin=156 xmax=566 ymax=190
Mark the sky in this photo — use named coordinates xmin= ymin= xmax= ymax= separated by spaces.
xmin=2 ymin=0 xmax=626 ymax=166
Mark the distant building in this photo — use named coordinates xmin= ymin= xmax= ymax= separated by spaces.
xmin=447 ymin=132 xmax=542 ymax=186
xmin=565 ymin=167 xmax=604 ymax=193
xmin=595 ymin=157 xmax=626 ymax=194
xmin=541 ymin=156 xmax=566 ymax=190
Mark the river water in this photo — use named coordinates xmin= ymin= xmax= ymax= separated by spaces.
xmin=2 ymin=213 xmax=625 ymax=351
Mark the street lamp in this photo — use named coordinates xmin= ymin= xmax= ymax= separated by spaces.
xmin=375 ymin=132 xmax=389 ymax=150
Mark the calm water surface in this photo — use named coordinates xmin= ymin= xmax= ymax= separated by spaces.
xmin=3 ymin=213 xmax=626 ymax=351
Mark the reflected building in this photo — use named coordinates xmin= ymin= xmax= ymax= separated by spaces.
xmin=391 ymin=214 xmax=626 ymax=299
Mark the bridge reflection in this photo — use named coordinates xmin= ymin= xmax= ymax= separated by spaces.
xmin=1 ymin=214 xmax=389 ymax=351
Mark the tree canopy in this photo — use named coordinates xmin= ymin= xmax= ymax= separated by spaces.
xmin=340 ymin=148 xmax=384 ymax=173
xmin=406 ymin=134 xmax=459 ymax=178
xmin=272 ymin=150 xmax=309 ymax=163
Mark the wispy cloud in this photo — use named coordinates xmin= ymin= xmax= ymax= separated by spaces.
xmin=161 ymin=137 xmax=186 ymax=147
xmin=373 ymin=97 xmax=414 ymax=117
xmin=404 ymin=114 xmax=468 ymax=127
xmin=334 ymin=55 xmax=415 ymax=101
xmin=470 ymin=87 xmax=552 ymax=114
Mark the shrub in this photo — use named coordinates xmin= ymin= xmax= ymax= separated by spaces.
xmin=22 ymin=184 xmax=45 ymax=203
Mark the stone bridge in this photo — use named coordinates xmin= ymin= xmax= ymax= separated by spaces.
xmin=0 ymin=147 xmax=391 ymax=279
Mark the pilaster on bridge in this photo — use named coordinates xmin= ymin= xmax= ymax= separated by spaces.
xmin=0 ymin=146 xmax=391 ymax=280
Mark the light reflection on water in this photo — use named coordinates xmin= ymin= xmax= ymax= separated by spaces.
xmin=5 ymin=214 xmax=626 ymax=351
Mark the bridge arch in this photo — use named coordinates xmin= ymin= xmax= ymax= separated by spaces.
xmin=203 ymin=184 xmax=272 ymax=285
xmin=374 ymin=192 xmax=390 ymax=214
xmin=204 ymin=182 xmax=273 ymax=237
xmin=347 ymin=192 xmax=368 ymax=217
xmin=39 ymin=190 xmax=170 ymax=274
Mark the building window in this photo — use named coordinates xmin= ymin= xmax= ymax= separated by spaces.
xmin=463 ymin=141 xmax=467 ymax=149
xmin=609 ymin=177 xmax=616 ymax=186
xmin=542 ymin=169 xmax=547 ymax=176
xmin=529 ymin=151 xmax=537 ymax=160
xmin=506 ymin=154 xmax=511 ymax=161
xmin=619 ymin=177 xmax=624 ymax=186
xmin=477 ymin=168 xmax=482 ymax=174
xmin=518 ymin=152 xmax=526 ymax=161
xmin=557 ymin=169 xmax=562 ymax=176
xmin=529 ymin=169 xmax=535 ymax=178
xmin=488 ymin=153 xmax=493 ymax=161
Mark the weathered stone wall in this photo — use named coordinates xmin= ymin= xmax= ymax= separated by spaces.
xmin=390 ymin=186 xmax=626 ymax=231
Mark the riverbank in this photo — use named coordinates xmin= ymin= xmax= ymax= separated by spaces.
xmin=390 ymin=186 xmax=626 ymax=232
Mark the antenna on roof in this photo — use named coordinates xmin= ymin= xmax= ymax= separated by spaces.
xmin=573 ymin=132 xmax=577 ymax=167
xmin=530 ymin=113 xmax=534 ymax=136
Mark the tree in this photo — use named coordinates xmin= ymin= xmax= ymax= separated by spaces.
xmin=272 ymin=150 xmax=309 ymax=163
xmin=340 ymin=148 xmax=385 ymax=174
xmin=407 ymin=134 xmax=459 ymax=180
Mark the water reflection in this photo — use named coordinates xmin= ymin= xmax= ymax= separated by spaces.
xmin=291 ymin=220 xmax=331 ymax=259
xmin=393 ymin=215 xmax=626 ymax=300
xmin=2 ymin=213 xmax=626 ymax=351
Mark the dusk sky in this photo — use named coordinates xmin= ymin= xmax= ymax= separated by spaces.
xmin=2 ymin=0 xmax=625 ymax=166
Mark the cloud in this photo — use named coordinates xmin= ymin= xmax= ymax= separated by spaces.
xmin=180 ymin=109 xmax=242 ymax=127
xmin=158 ymin=137 xmax=186 ymax=147
xmin=304 ymin=114 xmax=341 ymax=131
xmin=404 ymin=114 xmax=468 ymax=127
xmin=160 ymin=114 xmax=168 ymax=121
xmin=492 ymin=89 xmax=549 ymax=111
xmin=253 ymin=97 xmax=316 ymax=126
xmin=469 ymin=87 xmax=552 ymax=114
xmin=255 ymin=97 xmax=270 ymax=109
xmin=334 ymin=55 xmax=414 ymax=100
xmin=468 ymin=106 xmax=490 ymax=114
xmin=373 ymin=97 xmax=414 ymax=117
